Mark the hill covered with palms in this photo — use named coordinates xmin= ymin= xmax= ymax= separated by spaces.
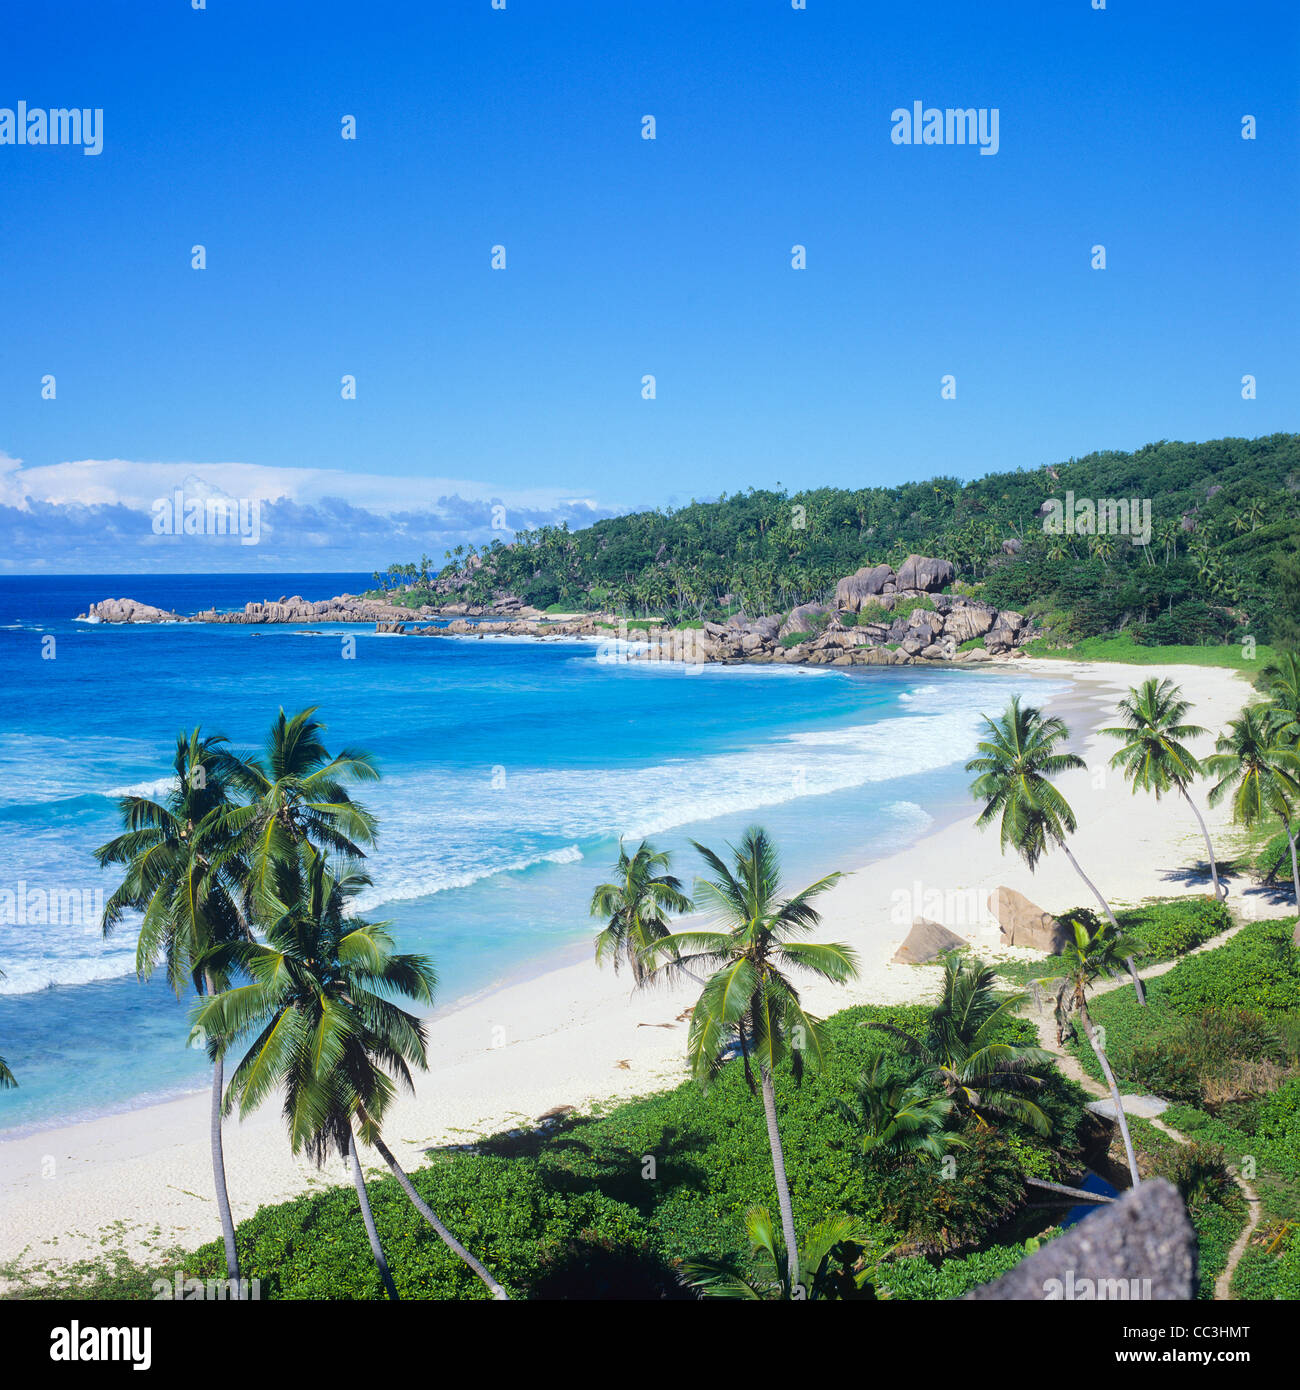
xmin=378 ymin=434 xmax=1300 ymax=651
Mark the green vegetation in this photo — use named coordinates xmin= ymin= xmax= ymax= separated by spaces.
xmin=992 ymin=898 xmax=1232 ymax=989
xmin=13 ymin=999 xmax=1092 ymax=1301
xmin=1021 ymin=632 xmax=1278 ymax=671
xmin=1071 ymin=918 xmax=1300 ymax=1296
xmin=376 ymin=435 xmax=1300 ymax=653
xmin=1163 ymin=920 xmax=1300 ymax=1015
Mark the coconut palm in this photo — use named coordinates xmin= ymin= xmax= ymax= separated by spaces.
xmin=646 ymin=827 xmax=858 ymax=1287
xmin=1206 ymin=707 xmax=1300 ymax=942
xmin=215 ymin=707 xmax=379 ymax=920
xmin=683 ymin=1206 xmax=875 ymax=1301
xmin=95 ymin=728 xmax=248 ymax=1287
xmin=590 ymin=839 xmax=694 ymax=986
xmin=967 ymin=696 xmax=1145 ymax=1004
xmin=865 ymin=956 xmax=1053 ymax=1135
xmin=1262 ymin=652 xmax=1300 ymax=745
xmin=195 ymin=856 xmax=507 ymax=1299
xmin=1102 ymin=678 xmax=1224 ymax=900
xmin=1037 ymin=918 xmax=1144 ymax=1186
xmin=0 ymin=967 xmax=14 ymax=1089
xmin=840 ymin=1051 xmax=959 ymax=1161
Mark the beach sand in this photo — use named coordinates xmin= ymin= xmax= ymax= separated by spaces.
xmin=0 ymin=659 xmax=1269 ymax=1285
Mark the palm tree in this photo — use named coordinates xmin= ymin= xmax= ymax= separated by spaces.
xmin=196 ymin=857 xmax=507 ymax=1299
xmin=0 ymin=967 xmax=14 ymax=1089
xmin=646 ymin=827 xmax=858 ymax=1286
xmin=1102 ymin=678 xmax=1225 ymax=900
xmin=95 ymin=728 xmax=248 ymax=1286
xmin=1262 ymin=652 xmax=1300 ymax=745
xmin=590 ymin=839 xmax=694 ymax=986
xmin=966 ymin=697 xmax=1146 ymax=1003
xmin=865 ymin=956 xmax=1053 ymax=1135
xmin=840 ymin=1051 xmax=958 ymax=1161
xmin=216 ymin=707 xmax=379 ymax=920
xmin=683 ymin=1206 xmax=874 ymax=1301
xmin=1037 ymin=918 xmax=1145 ymax=1186
xmin=1206 ymin=707 xmax=1300 ymax=943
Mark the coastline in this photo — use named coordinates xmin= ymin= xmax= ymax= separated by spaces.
xmin=0 ymin=657 xmax=1262 ymax=1285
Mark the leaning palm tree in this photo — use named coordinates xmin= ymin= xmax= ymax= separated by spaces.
xmin=683 ymin=1206 xmax=874 ymax=1301
xmin=195 ymin=856 xmax=508 ymax=1299
xmin=865 ymin=956 xmax=1053 ymax=1135
xmin=0 ymin=967 xmax=15 ymax=1088
xmin=840 ymin=1051 xmax=959 ymax=1161
xmin=1102 ymin=678 xmax=1224 ymax=899
xmin=1206 ymin=706 xmax=1300 ymax=943
xmin=646 ymin=826 xmax=858 ymax=1287
xmin=95 ymin=728 xmax=248 ymax=1287
xmin=1037 ymin=918 xmax=1145 ymax=1186
xmin=967 ymin=696 xmax=1145 ymax=1004
xmin=590 ymin=838 xmax=694 ymax=986
xmin=215 ymin=707 xmax=380 ymax=921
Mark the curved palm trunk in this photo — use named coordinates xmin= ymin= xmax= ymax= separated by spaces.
xmin=1179 ymin=785 xmax=1225 ymax=900
xmin=204 ymin=973 xmax=240 ymax=1293
xmin=348 ymin=1130 xmax=398 ymax=1301
xmin=210 ymin=1054 xmax=241 ymax=1291
xmin=1286 ymin=824 xmax=1300 ymax=948
xmin=371 ymin=1135 xmax=508 ymax=1299
xmin=1080 ymin=1002 xmax=1140 ymax=1188
xmin=1059 ymin=842 xmax=1145 ymax=1005
xmin=759 ymin=1065 xmax=800 ymax=1290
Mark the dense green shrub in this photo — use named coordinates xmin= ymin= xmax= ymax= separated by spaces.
xmin=1164 ymin=921 xmax=1300 ymax=1015
xmin=1166 ymin=1142 xmax=1238 ymax=1214
xmin=1126 ymin=1008 xmax=1284 ymax=1107
xmin=1163 ymin=1083 xmax=1300 ymax=1188
xmin=189 ymin=1156 xmax=661 ymax=1300
xmin=867 ymin=1130 xmax=1027 ymax=1253
xmin=879 ymin=1240 xmax=1042 ymax=1299
xmin=1231 ymin=1223 xmax=1300 ymax=1300
xmin=1123 ymin=898 xmax=1232 ymax=958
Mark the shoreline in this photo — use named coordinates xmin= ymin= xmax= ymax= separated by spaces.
xmin=0 ymin=657 xmax=1262 ymax=1284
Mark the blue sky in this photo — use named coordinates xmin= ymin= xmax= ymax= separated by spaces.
xmin=1 ymin=0 xmax=1296 ymax=571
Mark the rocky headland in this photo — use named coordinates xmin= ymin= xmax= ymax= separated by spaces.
xmin=76 ymin=554 xmax=1037 ymax=666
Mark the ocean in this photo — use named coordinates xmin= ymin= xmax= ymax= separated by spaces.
xmin=0 ymin=574 xmax=1059 ymax=1134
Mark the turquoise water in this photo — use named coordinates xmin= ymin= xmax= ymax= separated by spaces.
xmin=0 ymin=575 xmax=1056 ymax=1134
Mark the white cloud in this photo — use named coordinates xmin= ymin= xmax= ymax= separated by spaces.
xmin=0 ymin=452 xmax=605 ymax=516
xmin=0 ymin=451 xmax=622 ymax=572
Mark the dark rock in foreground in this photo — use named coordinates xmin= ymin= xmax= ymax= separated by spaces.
xmin=966 ymin=1179 xmax=1196 ymax=1301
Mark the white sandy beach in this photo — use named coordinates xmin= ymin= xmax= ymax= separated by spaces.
xmin=0 ymin=658 xmax=1270 ymax=1286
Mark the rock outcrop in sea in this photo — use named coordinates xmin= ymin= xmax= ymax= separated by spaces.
xmin=76 ymin=555 xmax=1036 ymax=668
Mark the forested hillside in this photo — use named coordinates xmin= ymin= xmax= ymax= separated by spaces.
xmin=378 ymin=435 xmax=1300 ymax=648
